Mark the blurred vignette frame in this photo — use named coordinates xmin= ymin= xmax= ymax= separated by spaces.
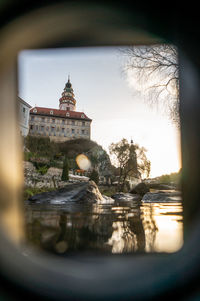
xmin=0 ymin=1 xmax=200 ymax=301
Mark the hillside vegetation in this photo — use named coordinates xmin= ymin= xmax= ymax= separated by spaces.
xmin=24 ymin=136 xmax=112 ymax=176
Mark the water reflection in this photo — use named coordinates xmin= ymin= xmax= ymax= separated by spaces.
xmin=24 ymin=200 xmax=183 ymax=255
xmin=141 ymin=203 xmax=183 ymax=252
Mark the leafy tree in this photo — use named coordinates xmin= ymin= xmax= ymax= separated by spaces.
xmin=121 ymin=44 xmax=179 ymax=125
xmin=109 ymin=138 xmax=151 ymax=191
xmin=61 ymin=156 xmax=69 ymax=181
xmin=89 ymin=169 xmax=99 ymax=185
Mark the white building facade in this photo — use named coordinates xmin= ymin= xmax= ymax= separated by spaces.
xmin=18 ymin=97 xmax=31 ymax=136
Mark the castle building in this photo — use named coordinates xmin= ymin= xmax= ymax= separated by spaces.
xmin=18 ymin=96 xmax=31 ymax=136
xmin=29 ymin=78 xmax=92 ymax=142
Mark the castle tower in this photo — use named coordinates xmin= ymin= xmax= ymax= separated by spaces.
xmin=59 ymin=76 xmax=76 ymax=111
xmin=129 ymin=139 xmax=139 ymax=177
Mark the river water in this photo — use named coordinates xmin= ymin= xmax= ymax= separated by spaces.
xmin=24 ymin=194 xmax=183 ymax=255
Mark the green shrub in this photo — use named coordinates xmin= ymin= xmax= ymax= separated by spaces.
xmin=36 ymin=165 xmax=49 ymax=175
xmin=89 ymin=169 xmax=99 ymax=185
xmin=24 ymin=152 xmax=33 ymax=161
xmin=61 ymin=157 xmax=69 ymax=181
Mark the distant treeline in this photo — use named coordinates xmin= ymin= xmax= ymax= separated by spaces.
xmin=155 ymin=170 xmax=181 ymax=185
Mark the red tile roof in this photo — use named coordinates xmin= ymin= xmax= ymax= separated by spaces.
xmin=30 ymin=107 xmax=92 ymax=121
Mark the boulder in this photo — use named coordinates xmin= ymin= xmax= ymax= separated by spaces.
xmin=27 ymin=181 xmax=106 ymax=204
xmin=145 ymin=183 xmax=176 ymax=190
xmin=46 ymin=167 xmax=62 ymax=177
xmin=111 ymin=193 xmax=142 ymax=202
xmin=142 ymin=191 xmax=182 ymax=203
xmin=23 ymin=161 xmax=36 ymax=172
xmin=130 ymin=182 xmax=149 ymax=196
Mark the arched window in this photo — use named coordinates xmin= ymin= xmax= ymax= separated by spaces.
xmin=50 ymin=110 xmax=53 ymax=115
xmin=33 ymin=108 xmax=37 ymax=113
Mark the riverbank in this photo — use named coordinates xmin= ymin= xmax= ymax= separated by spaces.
xmin=24 ymin=181 xmax=183 ymax=254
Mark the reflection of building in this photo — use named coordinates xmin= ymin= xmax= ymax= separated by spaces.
xmin=29 ymin=78 xmax=92 ymax=142
xmin=18 ymin=96 xmax=31 ymax=136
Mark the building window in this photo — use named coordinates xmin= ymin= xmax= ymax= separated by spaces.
xmin=33 ymin=108 xmax=37 ymax=113
xmin=82 ymin=121 xmax=85 ymax=126
xmin=52 ymin=119 xmax=55 ymax=123
xmin=72 ymin=129 xmax=75 ymax=134
xmin=31 ymin=116 xmax=34 ymax=121
xmin=46 ymin=126 xmax=49 ymax=131
xmin=81 ymin=114 xmax=84 ymax=118
xmin=72 ymin=120 xmax=75 ymax=125
xmin=41 ymin=126 xmax=44 ymax=131
xmin=66 ymin=112 xmax=70 ymax=117
xmin=30 ymin=125 xmax=33 ymax=130
xmin=50 ymin=110 xmax=53 ymax=115
xmin=82 ymin=130 xmax=85 ymax=135
xmin=23 ymin=107 xmax=26 ymax=113
xmin=51 ymin=127 xmax=55 ymax=132
xmin=42 ymin=117 xmax=45 ymax=122
xmin=62 ymin=128 xmax=64 ymax=133
xmin=62 ymin=120 xmax=65 ymax=124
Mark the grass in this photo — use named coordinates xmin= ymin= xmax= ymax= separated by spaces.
xmin=99 ymin=185 xmax=118 ymax=197
xmin=23 ymin=187 xmax=56 ymax=201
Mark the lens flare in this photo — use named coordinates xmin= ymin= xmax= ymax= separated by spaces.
xmin=76 ymin=154 xmax=91 ymax=171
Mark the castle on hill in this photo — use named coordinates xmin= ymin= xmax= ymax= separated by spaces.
xmin=29 ymin=77 xmax=92 ymax=142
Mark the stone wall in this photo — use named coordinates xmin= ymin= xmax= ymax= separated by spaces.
xmin=23 ymin=161 xmax=89 ymax=189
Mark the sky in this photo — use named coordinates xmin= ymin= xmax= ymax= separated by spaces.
xmin=18 ymin=46 xmax=181 ymax=178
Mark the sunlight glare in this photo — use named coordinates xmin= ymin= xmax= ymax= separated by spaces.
xmin=76 ymin=154 xmax=91 ymax=171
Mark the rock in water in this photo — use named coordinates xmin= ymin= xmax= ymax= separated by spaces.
xmin=130 ymin=182 xmax=149 ymax=196
xmin=145 ymin=183 xmax=176 ymax=190
xmin=27 ymin=181 xmax=106 ymax=204
xmin=111 ymin=193 xmax=142 ymax=202
xmin=142 ymin=191 xmax=182 ymax=203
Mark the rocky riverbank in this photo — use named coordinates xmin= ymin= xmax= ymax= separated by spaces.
xmin=27 ymin=181 xmax=114 ymax=204
xmin=26 ymin=180 xmax=181 ymax=205
xmin=23 ymin=161 xmax=89 ymax=189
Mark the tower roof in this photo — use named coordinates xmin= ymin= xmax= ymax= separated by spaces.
xmin=59 ymin=77 xmax=76 ymax=105
xmin=65 ymin=76 xmax=72 ymax=89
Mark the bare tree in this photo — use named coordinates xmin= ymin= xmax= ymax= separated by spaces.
xmin=121 ymin=44 xmax=179 ymax=124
